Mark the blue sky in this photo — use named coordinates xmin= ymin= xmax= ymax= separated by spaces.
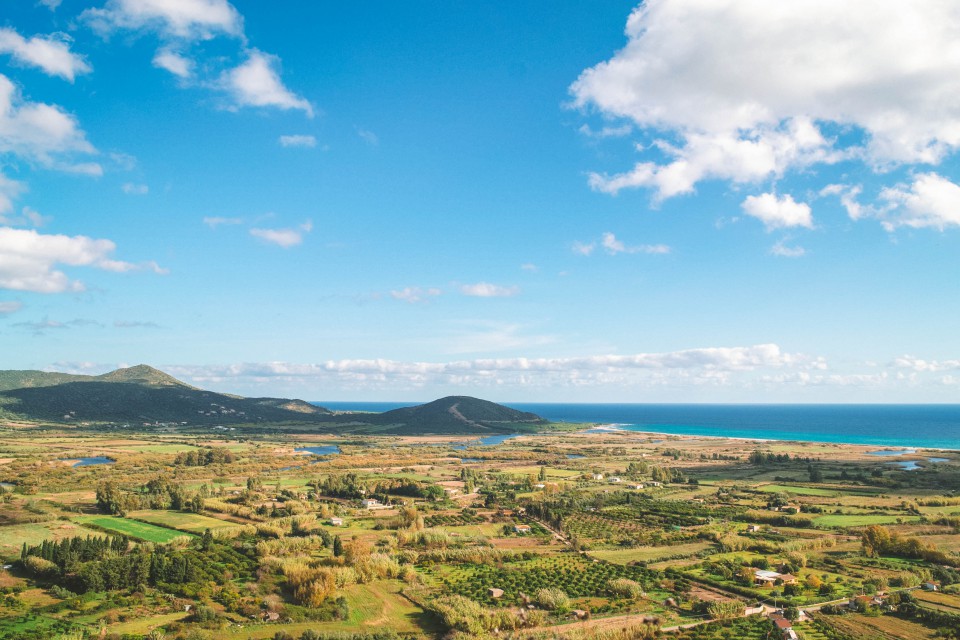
xmin=1 ymin=0 xmax=959 ymax=402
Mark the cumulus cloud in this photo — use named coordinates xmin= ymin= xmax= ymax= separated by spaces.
xmin=162 ymin=343 xmax=825 ymax=392
xmin=152 ymin=49 xmax=193 ymax=78
xmin=0 ymin=74 xmax=97 ymax=169
xmin=891 ymin=355 xmax=960 ymax=373
xmin=600 ymin=232 xmax=670 ymax=255
xmin=879 ymin=173 xmax=960 ymax=231
xmin=571 ymin=241 xmax=595 ymax=256
xmin=114 ymin=319 xmax=161 ymax=329
xmin=279 ymin=134 xmax=316 ymax=148
xmin=769 ymin=240 xmax=805 ymax=258
xmin=121 ymin=182 xmax=148 ymax=195
xmin=222 ymin=51 xmax=313 ymax=116
xmin=0 ymin=28 xmax=91 ymax=82
xmin=460 ymin=282 xmax=520 ymax=298
xmin=0 ymin=227 xmax=162 ymax=293
xmin=0 ymin=300 xmax=22 ymax=315
xmin=741 ymin=193 xmax=813 ymax=230
xmin=571 ymin=1 xmax=960 ymax=204
xmin=0 ymin=206 xmax=50 ymax=228
xmin=82 ymin=0 xmax=243 ymax=40
xmin=249 ymin=220 xmax=312 ymax=248
xmin=390 ymin=287 xmax=442 ymax=304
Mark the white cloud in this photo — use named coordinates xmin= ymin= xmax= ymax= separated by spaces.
xmin=600 ymin=231 xmax=670 ymax=255
xmin=249 ymin=220 xmax=312 ymax=248
xmin=152 ymin=49 xmax=193 ymax=78
xmin=0 ymin=206 xmax=49 ymax=228
xmin=578 ymin=123 xmax=633 ymax=138
xmin=357 ymin=128 xmax=379 ymax=146
xmin=0 ymin=28 xmax=91 ymax=82
xmin=892 ymin=355 xmax=960 ymax=373
xmin=163 ymin=343 xmax=822 ymax=392
xmin=390 ymin=287 xmax=442 ymax=304
xmin=39 ymin=0 xmax=63 ymax=10
xmin=0 ymin=300 xmax=22 ymax=315
xmin=279 ymin=134 xmax=316 ymax=148
xmin=83 ymin=0 xmax=243 ymax=40
xmin=820 ymin=184 xmax=867 ymax=221
xmin=520 ymin=263 xmax=539 ymax=272
xmin=741 ymin=193 xmax=813 ymax=230
xmin=121 ymin=182 xmax=149 ymax=195
xmin=572 ymin=1 xmax=960 ymax=200
xmin=223 ymin=51 xmax=313 ymax=116
xmin=0 ymin=74 xmax=97 ymax=167
xmin=879 ymin=173 xmax=960 ymax=231
xmin=0 ymin=173 xmax=26 ymax=215
xmin=0 ymin=226 xmax=161 ymax=293
xmin=203 ymin=216 xmax=243 ymax=228
xmin=460 ymin=282 xmax=520 ymax=298
xmin=571 ymin=241 xmax=595 ymax=256
xmin=769 ymin=240 xmax=805 ymax=258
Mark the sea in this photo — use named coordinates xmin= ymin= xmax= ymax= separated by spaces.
xmin=316 ymin=402 xmax=960 ymax=451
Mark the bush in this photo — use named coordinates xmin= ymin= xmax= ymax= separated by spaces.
xmin=535 ymin=587 xmax=570 ymax=612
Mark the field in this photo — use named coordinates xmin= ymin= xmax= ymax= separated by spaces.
xmin=127 ymin=510 xmax=242 ymax=533
xmin=74 ymin=515 xmax=196 ymax=543
xmin=0 ymin=424 xmax=957 ymax=640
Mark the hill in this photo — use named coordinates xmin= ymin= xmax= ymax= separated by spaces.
xmin=368 ymin=396 xmax=548 ymax=434
xmin=0 ymin=365 xmax=331 ymax=425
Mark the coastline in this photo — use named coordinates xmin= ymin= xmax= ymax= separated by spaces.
xmin=572 ymin=423 xmax=960 ymax=452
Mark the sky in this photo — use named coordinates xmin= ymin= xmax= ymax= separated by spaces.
xmin=0 ymin=0 xmax=959 ymax=403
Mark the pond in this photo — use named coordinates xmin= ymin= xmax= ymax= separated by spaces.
xmin=566 ymin=454 xmax=585 ymax=459
xmin=63 ymin=456 xmax=114 ymax=467
xmin=460 ymin=458 xmax=482 ymax=463
xmin=295 ymin=445 xmax=341 ymax=456
xmin=868 ymin=449 xmax=916 ymax=456
xmin=928 ymin=457 xmax=950 ymax=463
xmin=888 ymin=460 xmax=921 ymax=471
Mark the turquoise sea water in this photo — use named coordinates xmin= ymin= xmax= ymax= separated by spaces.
xmin=317 ymin=402 xmax=960 ymax=450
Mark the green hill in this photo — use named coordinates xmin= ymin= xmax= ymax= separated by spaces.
xmin=0 ymin=365 xmax=330 ymax=425
xmin=369 ymin=396 xmax=547 ymax=434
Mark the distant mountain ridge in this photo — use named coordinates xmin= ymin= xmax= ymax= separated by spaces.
xmin=369 ymin=396 xmax=547 ymax=434
xmin=0 ymin=366 xmax=549 ymax=433
xmin=0 ymin=365 xmax=330 ymax=425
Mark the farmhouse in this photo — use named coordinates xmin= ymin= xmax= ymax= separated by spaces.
xmin=361 ymin=498 xmax=389 ymax=510
xmin=591 ymin=473 xmax=604 ymax=480
xmin=488 ymin=588 xmax=504 ymax=598
xmin=608 ymin=477 xmax=622 ymax=483
xmin=514 ymin=524 xmax=532 ymax=533
xmin=923 ymin=581 xmax=940 ymax=591
xmin=754 ymin=569 xmax=797 ymax=585
xmin=329 ymin=517 xmax=344 ymax=526
xmin=630 ymin=483 xmax=645 ymax=490
xmin=746 ymin=524 xmax=761 ymax=532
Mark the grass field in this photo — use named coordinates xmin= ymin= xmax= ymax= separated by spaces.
xmin=127 ymin=510 xmax=242 ymax=533
xmin=820 ymin=611 xmax=937 ymax=639
xmin=0 ymin=521 xmax=103 ymax=560
xmin=812 ymin=514 xmax=920 ymax=528
xmin=74 ymin=516 xmax=195 ymax=543
xmin=589 ymin=542 xmax=712 ymax=564
xmin=759 ymin=483 xmax=837 ymax=496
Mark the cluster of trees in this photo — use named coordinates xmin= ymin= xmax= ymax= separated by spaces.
xmin=309 ymin=473 xmax=441 ymax=502
xmin=173 ymin=447 xmax=235 ymax=466
xmin=96 ymin=477 xmax=204 ymax=516
xmin=749 ymin=450 xmax=814 ymax=465
xmin=861 ymin=525 xmax=960 ymax=567
xmin=19 ymin=533 xmax=255 ymax=596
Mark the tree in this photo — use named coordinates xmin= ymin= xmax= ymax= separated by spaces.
xmin=201 ymin=528 xmax=214 ymax=551
xmin=332 ymin=535 xmax=343 ymax=558
xmin=538 ymin=466 xmax=547 ymax=481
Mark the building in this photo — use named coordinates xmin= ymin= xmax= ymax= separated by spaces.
xmin=746 ymin=524 xmax=761 ymax=532
xmin=630 ymin=484 xmax=645 ymax=490
xmin=488 ymin=588 xmax=504 ymax=598
xmin=608 ymin=477 xmax=623 ymax=483
xmin=361 ymin=498 xmax=389 ymax=510
xmin=329 ymin=517 xmax=344 ymax=526
xmin=591 ymin=473 xmax=604 ymax=480
xmin=923 ymin=581 xmax=940 ymax=591
xmin=754 ymin=569 xmax=797 ymax=586
xmin=514 ymin=524 xmax=532 ymax=534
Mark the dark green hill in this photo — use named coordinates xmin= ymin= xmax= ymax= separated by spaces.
xmin=369 ymin=396 xmax=547 ymax=434
xmin=0 ymin=365 xmax=330 ymax=425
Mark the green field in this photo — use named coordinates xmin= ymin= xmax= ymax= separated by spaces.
xmin=812 ymin=514 xmax=920 ymax=527
xmin=759 ymin=483 xmax=837 ymax=496
xmin=74 ymin=516 xmax=195 ymax=543
xmin=127 ymin=510 xmax=242 ymax=533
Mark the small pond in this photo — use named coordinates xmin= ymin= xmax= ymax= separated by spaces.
xmin=64 ymin=456 xmax=114 ymax=467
